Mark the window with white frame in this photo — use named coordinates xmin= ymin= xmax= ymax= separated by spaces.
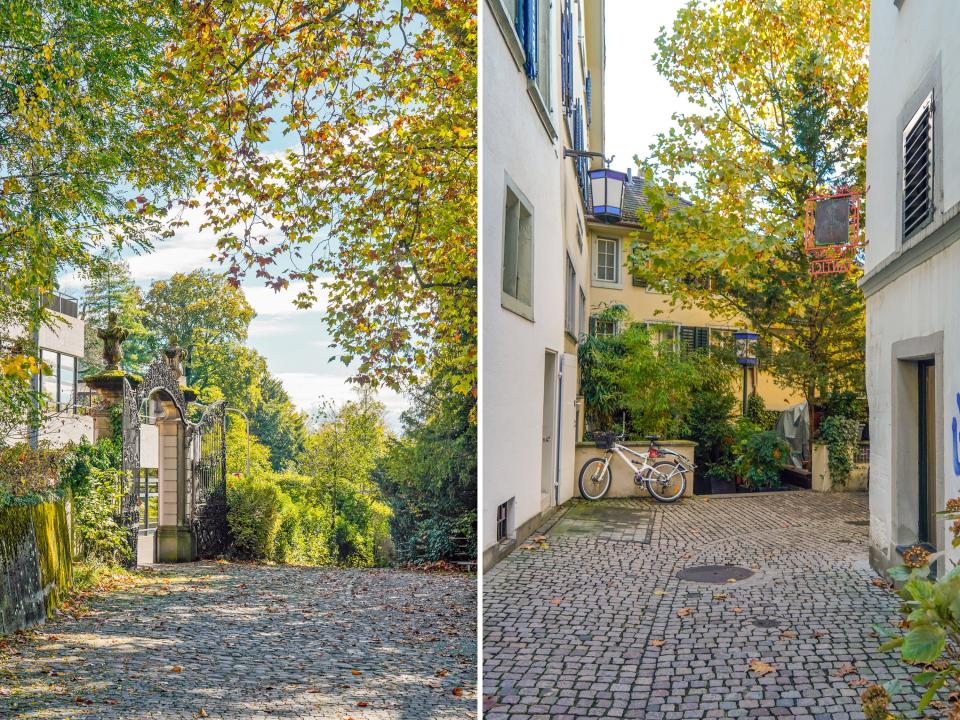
xmin=534 ymin=0 xmax=551 ymax=107
xmin=592 ymin=318 xmax=618 ymax=337
xmin=679 ymin=326 xmax=710 ymax=353
xmin=496 ymin=498 xmax=515 ymax=542
xmin=502 ymin=184 xmax=534 ymax=317
xmin=646 ymin=322 xmax=678 ymax=350
xmin=564 ymin=254 xmax=577 ymax=336
xmin=594 ymin=237 xmax=619 ymax=283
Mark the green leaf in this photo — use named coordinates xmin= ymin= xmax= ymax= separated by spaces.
xmin=877 ymin=635 xmax=904 ymax=653
xmin=901 ymin=625 xmax=946 ymax=664
xmin=918 ymin=675 xmax=946 ymax=711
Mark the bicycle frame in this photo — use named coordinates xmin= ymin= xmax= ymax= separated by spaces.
xmin=597 ymin=443 xmax=694 ymax=486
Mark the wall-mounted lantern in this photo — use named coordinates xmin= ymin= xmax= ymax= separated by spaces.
xmin=588 ymin=168 xmax=626 ymax=223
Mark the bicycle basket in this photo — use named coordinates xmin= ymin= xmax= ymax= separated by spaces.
xmin=594 ymin=432 xmax=615 ymax=450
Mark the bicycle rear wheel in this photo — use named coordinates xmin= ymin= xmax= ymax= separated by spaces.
xmin=579 ymin=457 xmax=612 ymax=500
xmin=646 ymin=460 xmax=686 ymax=503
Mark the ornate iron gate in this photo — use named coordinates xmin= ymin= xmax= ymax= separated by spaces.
xmin=187 ymin=405 xmax=228 ymax=558
xmin=119 ymin=356 xmax=228 ymax=566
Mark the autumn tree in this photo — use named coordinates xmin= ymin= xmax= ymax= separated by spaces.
xmin=631 ymin=0 xmax=868 ymax=412
xmin=156 ymin=0 xmax=477 ymax=399
xmin=80 ymin=254 xmax=152 ymax=373
xmin=0 ymin=1 xmax=188 ymax=399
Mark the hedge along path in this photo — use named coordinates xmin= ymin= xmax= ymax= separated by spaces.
xmin=0 ymin=500 xmax=72 ymax=634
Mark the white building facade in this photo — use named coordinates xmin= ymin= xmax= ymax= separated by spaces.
xmin=482 ymin=0 xmax=605 ymax=569
xmin=863 ymin=0 xmax=960 ymax=573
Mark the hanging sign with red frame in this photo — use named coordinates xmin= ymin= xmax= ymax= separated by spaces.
xmin=803 ymin=188 xmax=865 ymax=276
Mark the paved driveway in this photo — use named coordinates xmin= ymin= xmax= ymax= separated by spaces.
xmin=0 ymin=562 xmax=476 ymax=720
xmin=483 ymin=492 xmax=922 ymax=720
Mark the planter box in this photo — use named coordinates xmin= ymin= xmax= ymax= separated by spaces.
xmin=710 ymin=476 xmax=737 ymax=495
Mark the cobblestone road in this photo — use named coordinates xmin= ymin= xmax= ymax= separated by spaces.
xmin=483 ymin=492 xmax=923 ymax=720
xmin=0 ymin=562 xmax=477 ymax=719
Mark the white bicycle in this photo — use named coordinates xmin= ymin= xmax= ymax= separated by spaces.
xmin=578 ymin=433 xmax=693 ymax=503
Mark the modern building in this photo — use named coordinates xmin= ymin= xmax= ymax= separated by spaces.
xmin=862 ymin=0 xmax=960 ymax=574
xmin=482 ymin=0 xmax=604 ymax=568
xmin=585 ymin=177 xmax=804 ymax=414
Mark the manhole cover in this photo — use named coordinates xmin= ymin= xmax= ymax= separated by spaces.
xmin=750 ymin=617 xmax=781 ymax=628
xmin=847 ymin=520 xmax=870 ymax=526
xmin=676 ymin=565 xmax=755 ymax=584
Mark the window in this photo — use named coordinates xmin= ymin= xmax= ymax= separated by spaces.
xmin=560 ymin=0 xmax=574 ymax=114
xmin=592 ymin=318 xmax=618 ymax=337
xmin=502 ymin=184 xmax=534 ymax=317
xmin=565 ymin=254 xmax=577 ymax=336
xmin=576 ymin=214 xmax=584 ymax=251
xmin=496 ymin=499 xmax=514 ymax=542
xmin=595 ymin=237 xmax=619 ymax=283
xmin=646 ymin=322 xmax=678 ymax=350
xmin=573 ymin=99 xmax=587 ymax=196
xmin=40 ymin=349 xmax=78 ymax=411
xmin=679 ymin=326 xmax=710 ymax=353
xmin=903 ymin=93 xmax=934 ymax=239
xmin=632 ymin=274 xmax=647 ymax=288
xmin=141 ymin=469 xmax=159 ymax=529
xmin=578 ymin=288 xmax=586 ymax=339
xmin=534 ymin=0 xmax=550 ymax=105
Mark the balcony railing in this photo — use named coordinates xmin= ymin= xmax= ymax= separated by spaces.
xmin=43 ymin=292 xmax=79 ymax=319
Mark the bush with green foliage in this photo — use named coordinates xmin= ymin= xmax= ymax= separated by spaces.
xmin=226 ymin=473 xmax=286 ymax=560
xmin=732 ymin=419 xmax=789 ymax=490
xmin=376 ymin=371 xmax=476 ymax=565
xmin=579 ymin=305 xmax=729 ymax=438
xmin=745 ymin=393 xmax=779 ymax=430
xmin=72 ymin=466 xmax=131 ymax=564
xmin=863 ymin=500 xmax=960 ymax=718
xmin=818 ymin=414 xmax=861 ymax=487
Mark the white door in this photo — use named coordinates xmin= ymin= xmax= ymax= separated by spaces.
xmin=541 ymin=351 xmax=558 ymax=508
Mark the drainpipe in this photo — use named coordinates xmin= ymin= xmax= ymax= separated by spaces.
xmin=555 ymin=357 xmax=564 ymax=506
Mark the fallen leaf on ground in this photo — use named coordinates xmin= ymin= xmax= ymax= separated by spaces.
xmin=653 ymin=589 xmax=668 ymax=596
xmin=351 ymin=669 xmax=362 ymax=676
xmin=779 ymin=630 xmax=798 ymax=639
xmin=197 ymin=711 xmax=208 ymax=719
xmin=748 ymin=659 xmax=776 ymax=676
xmin=849 ymin=678 xmax=870 ymax=687
xmin=732 ymin=607 xmax=744 ymax=613
xmin=436 ymin=670 xmax=448 ymax=677
xmin=551 ymin=598 xmax=562 ymax=606
xmin=676 ymin=607 xmax=693 ymax=618
xmin=834 ymin=664 xmax=857 ymax=678
xmin=357 ymin=701 xmax=369 ymax=707
xmin=452 ymin=687 xmax=464 ymax=696
xmin=172 ymin=665 xmax=182 ymax=673
xmin=650 ymin=639 xmax=665 ymax=647
xmin=713 ymin=593 xmax=728 ymax=600
xmin=813 ymin=630 xmax=829 ymax=638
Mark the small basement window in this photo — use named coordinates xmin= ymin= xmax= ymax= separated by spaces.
xmin=496 ymin=499 xmax=514 ymax=542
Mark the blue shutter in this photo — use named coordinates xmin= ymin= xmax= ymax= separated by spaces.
xmin=517 ymin=0 xmax=538 ymax=80
xmin=573 ymin=100 xmax=587 ymax=199
xmin=585 ymin=72 xmax=592 ymax=126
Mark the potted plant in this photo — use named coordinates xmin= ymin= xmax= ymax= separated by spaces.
xmin=705 ymin=461 xmax=737 ymax=495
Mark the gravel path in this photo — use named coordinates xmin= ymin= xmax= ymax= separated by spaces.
xmin=0 ymin=561 xmax=477 ymax=719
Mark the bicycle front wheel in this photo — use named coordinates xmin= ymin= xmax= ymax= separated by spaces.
xmin=646 ymin=460 xmax=686 ymax=503
xmin=579 ymin=457 xmax=612 ymax=500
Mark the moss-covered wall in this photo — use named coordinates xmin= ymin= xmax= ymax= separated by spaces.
xmin=0 ymin=501 xmax=72 ymax=635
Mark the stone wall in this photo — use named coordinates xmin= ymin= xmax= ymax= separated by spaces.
xmin=0 ymin=501 xmax=72 ymax=635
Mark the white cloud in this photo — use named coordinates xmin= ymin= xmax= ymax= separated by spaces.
xmin=241 ymin=281 xmax=328 ymax=318
xmin=275 ymin=371 xmax=407 ymax=430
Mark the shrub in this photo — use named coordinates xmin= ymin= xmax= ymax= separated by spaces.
xmin=733 ymin=425 xmax=789 ymax=490
xmin=745 ymin=393 xmax=779 ymax=430
xmin=818 ymin=415 xmax=861 ymax=487
xmin=864 ymin=498 xmax=960 ymax=717
xmin=73 ymin=467 xmax=130 ymax=565
xmin=226 ymin=473 xmax=285 ymax=560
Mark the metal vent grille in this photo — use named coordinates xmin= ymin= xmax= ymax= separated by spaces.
xmin=903 ymin=95 xmax=933 ymax=239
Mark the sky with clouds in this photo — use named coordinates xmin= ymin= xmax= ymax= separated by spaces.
xmin=605 ymin=0 xmax=694 ymax=177
xmin=59 ymin=186 xmax=408 ymax=429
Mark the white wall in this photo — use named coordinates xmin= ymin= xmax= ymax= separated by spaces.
xmin=482 ymin=0 xmax=566 ymax=557
xmin=865 ymin=0 xmax=960 ymax=272
xmin=865 ymin=0 xmax=960 ymax=568
xmin=36 ymin=414 xmax=94 ymax=446
xmin=140 ymin=424 xmax=159 ymax=470
xmin=37 ymin=313 xmax=85 ymax=359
